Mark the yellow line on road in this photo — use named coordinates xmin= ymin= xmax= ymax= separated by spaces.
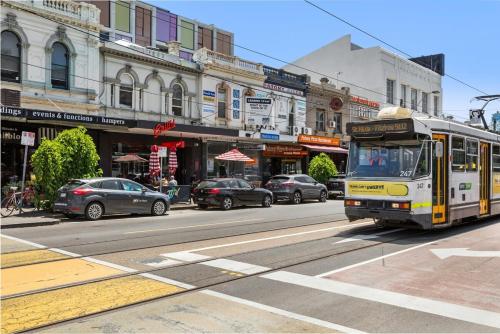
xmin=1 ymin=258 xmax=124 ymax=297
xmin=1 ymin=275 xmax=184 ymax=334
xmin=1 ymin=249 xmax=68 ymax=269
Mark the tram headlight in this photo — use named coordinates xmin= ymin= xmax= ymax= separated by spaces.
xmin=391 ymin=202 xmax=411 ymax=210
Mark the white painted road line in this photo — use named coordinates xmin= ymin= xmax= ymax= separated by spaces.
xmin=143 ymin=258 xmax=183 ymax=268
xmin=161 ymin=251 xmax=212 ymax=262
xmin=124 ymin=219 xmax=264 ymax=234
xmin=263 ymin=271 xmax=500 ymax=329
xmin=334 ymin=228 xmax=405 ymax=244
xmin=431 ymin=248 xmax=500 ymax=259
xmin=140 ymin=273 xmax=196 ymax=289
xmin=1 ymin=234 xmax=46 ymax=249
xmin=317 ymin=235 xmax=452 ymax=277
xmin=202 ymin=259 xmax=270 ymax=275
xmin=203 ymin=290 xmax=366 ymax=334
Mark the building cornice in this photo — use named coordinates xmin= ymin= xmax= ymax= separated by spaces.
xmin=203 ymin=63 xmax=266 ymax=85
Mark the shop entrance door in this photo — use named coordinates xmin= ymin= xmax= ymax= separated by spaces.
xmin=432 ymin=134 xmax=447 ymax=224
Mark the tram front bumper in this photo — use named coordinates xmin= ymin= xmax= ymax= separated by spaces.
xmin=345 ymin=207 xmax=432 ymax=229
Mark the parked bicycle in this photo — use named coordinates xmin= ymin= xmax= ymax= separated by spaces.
xmin=0 ymin=186 xmax=35 ymax=217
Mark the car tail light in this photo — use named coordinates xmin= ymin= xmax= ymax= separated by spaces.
xmin=345 ymin=199 xmax=362 ymax=207
xmin=208 ymin=188 xmax=221 ymax=195
xmin=391 ymin=202 xmax=410 ymax=210
xmin=282 ymin=181 xmax=294 ymax=188
xmin=72 ymin=188 xmax=93 ymax=196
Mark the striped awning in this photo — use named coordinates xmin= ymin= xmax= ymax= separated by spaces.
xmin=302 ymin=144 xmax=348 ymax=154
xmin=215 ymin=149 xmax=255 ymax=162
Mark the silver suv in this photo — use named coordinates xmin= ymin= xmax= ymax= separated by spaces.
xmin=265 ymin=174 xmax=328 ymax=204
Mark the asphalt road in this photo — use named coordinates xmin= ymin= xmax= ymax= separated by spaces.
xmin=2 ymin=200 xmax=500 ymax=333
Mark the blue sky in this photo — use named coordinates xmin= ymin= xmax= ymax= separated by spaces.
xmin=151 ymin=0 xmax=500 ymax=122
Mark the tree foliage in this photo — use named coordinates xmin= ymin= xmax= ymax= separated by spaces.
xmin=31 ymin=127 xmax=101 ymax=207
xmin=308 ymin=153 xmax=338 ymax=184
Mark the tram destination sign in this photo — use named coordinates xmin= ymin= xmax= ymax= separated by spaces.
xmin=347 ymin=119 xmax=414 ymax=136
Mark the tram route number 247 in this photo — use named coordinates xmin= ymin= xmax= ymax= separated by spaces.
xmin=400 ymin=170 xmax=412 ymax=177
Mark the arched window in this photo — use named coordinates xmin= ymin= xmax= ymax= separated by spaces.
xmin=172 ymin=83 xmax=183 ymax=116
xmin=119 ymin=73 xmax=134 ymax=108
xmin=51 ymin=42 xmax=69 ymax=89
xmin=217 ymin=86 xmax=228 ymax=118
xmin=1 ymin=31 xmax=21 ymax=83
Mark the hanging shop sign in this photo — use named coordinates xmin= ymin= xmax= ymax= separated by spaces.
xmin=260 ymin=132 xmax=280 ymax=141
xmin=263 ymin=144 xmax=308 ymax=158
xmin=298 ymin=134 xmax=340 ymax=147
xmin=263 ymin=83 xmax=304 ymax=96
xmin=153 ymin=120 xmax=176 ymax=138
xmin=350 ymin=96 xmax=380 ymax=109
xmin=1 ymin=105 xmax=26 ymax=118
xmin=160 ymin=140 xmax=186 ymax=150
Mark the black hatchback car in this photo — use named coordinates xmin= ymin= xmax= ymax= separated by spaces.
xmin=327 ymin=174 xmax=346 ymax=199
xmin=193 ymin=178 xmax=273 ymax=210
xmin=265 ymin=174 xmax=328 ymax=204
xmin=54 ymin=178 xmax=170 ymax=220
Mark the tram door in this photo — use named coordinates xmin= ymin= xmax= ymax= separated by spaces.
xmin=479 ymin=142 xmax=490 ymax=215
xmin=432 ymin=134 xmax=447 ymax=224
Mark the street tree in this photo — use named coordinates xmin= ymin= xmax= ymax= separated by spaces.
xmin=308 ymin=153 xmax=338 ymax=184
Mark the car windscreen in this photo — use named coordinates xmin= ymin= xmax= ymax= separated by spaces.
xmin=197 ymin=181 xmax=221 ymax=189
xmin=268 ymin=177 xmax=290 ymax=183
xmin=64 ymin=180 xmax=86 ymax=190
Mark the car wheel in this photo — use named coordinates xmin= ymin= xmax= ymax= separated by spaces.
xmin=151 ymin=200 xmax=167 ymax=216
xmin=198 ymin=204 xmax=208 ymax=210
xmin=262 ymin=194 xmax=272 ymax=208
xmin=221 ymin=197 xmax=233 ymax=210
xmin=85 ymin=202 xmax=104 ymax=221
xmin=319 ymin=190 xmax=327 ymax=202
xmin=292 ymin=191 xmax=302 ymax=204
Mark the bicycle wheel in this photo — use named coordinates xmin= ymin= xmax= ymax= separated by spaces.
xmin=1 ymin=197 xmax=16 ymax=217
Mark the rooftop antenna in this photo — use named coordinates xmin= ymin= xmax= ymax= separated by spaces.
xmin=470 ymin=94 xmax=500 ymax=130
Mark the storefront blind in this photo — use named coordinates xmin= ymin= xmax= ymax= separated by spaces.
xmin=115 ymin=1 xmax=130 ymax=33
xmin=180 ymin=20 xmax=194 ymax=50
xmin=1 ymin=89 xmax=20 ymax=107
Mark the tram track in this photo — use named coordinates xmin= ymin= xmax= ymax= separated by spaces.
xmin=1 ymin=213 xmax=365 ymax=269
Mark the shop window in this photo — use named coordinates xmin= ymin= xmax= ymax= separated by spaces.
xmin=51 ymin=42 xmax=69 ymax=89
xmin=316 ymin=111 xmax=325 ymax=132
xmin=434 ymin=95 xmax=439 ymax=116
xmin=493 ymin=145 xmax=500 ymax=172
xmin=411 ymin=88 xmax=417 ymax=110
xmin=172 ymin=83 xmax=183 ymax=116
xmin=466 ymin=139 xmax=478 ymax=172
xmin=217 ymin=86 xmax=228 ymax=118
xmin=451 ymin=136 xmax=465 ymax=172
xmin=115 ymin=0 xmax=130 ymax=33
xmin=422 ymin=92 xmax=428 ymax=114
xmin=1 ymin=31 xmax=21 ymax=83
xmin=1 ymin=89 xmax=20 ymax=107
xmin=334 ymin=113 xmax=342 ymax=133
xmin=386 ymin=79 xmax=394 ymax=104
xmin=180 ymin=20 xmax=194 ymax=50
xmin=198 ymin=27 xmax=213 ymax=50
xmin=156 ymin=9 xmax=177 ymax=42
xmin=400 ymin=84 xmax=407 ymax=108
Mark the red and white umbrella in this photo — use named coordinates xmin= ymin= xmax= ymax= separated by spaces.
xmin=215 ymin=149 xmax=254 ymax=162
xmin=149 ymin=145 xmax=160 ymax=177
xmin=168 ymin=150 xmax=178 ymax=175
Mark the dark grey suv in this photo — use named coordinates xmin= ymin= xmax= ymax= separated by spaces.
xmin=265 ymin=174 xmax=327 ymax=204
xmin=54 ymin=178 xmax=170 ymax=220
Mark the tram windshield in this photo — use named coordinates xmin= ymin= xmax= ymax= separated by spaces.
xmin=347 ymin=139 xmax=430 ymax=178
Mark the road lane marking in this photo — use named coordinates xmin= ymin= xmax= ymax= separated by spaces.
xmin=431 ymin=248 xmax=500 ymax=259
xmin=139 ymin=273 xmax=196 ymax=289
xmin=202 ymin=259 xmax=270 ymax=275
xmin=1 ymin=275 xmax=184 ymax=334
xmin=0 ymin=234 xmax=46 ymax=249
xmin=143 ymin=258 xmax=183 ymax=268
xmin=123 ymin=218 xmax=265 ymax=234
xmin=1 ymin=258 xmax=124 ymax=297
xmin=334 ymin=228 xmax=405 ymax=244
xmin=262 ymin=271 xmax=500 ymax=330
xmin=202 ymin=290 xmax=366 ymax=334
xmin=160 ymin=221 xmax=371 ymax=263
xmin=1 ymin=249 xmax=69 ymax=268
xmin=81 ymin=257 xmax=138 ymax=273
xmin=316 ymin=235 xmax=453 ymax=277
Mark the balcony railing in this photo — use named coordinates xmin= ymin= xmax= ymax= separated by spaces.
xmin=194 ymin=48 xmax=263 ymax=75
xmin=6 ymin=0 xmax=100 ymax=26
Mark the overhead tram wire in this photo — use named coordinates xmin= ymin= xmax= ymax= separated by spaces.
xmin=302 ymin=0 xmax=489 ymax=96
xmin=14 ymin=4 xmax=471 ymax=122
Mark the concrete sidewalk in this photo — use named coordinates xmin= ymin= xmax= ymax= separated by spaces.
xmin=0 ymin=203 xmax=197 ymax=229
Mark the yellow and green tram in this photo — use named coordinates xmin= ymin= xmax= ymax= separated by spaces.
xmin=344 ymin=107 xmax=499 ymax=229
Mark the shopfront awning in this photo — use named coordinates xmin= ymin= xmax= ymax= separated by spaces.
xmin=302 ymin=144 xmax=348 ymax=154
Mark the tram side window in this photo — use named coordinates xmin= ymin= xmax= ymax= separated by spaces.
xmin=415 ymin=141 xmax=430 ymax=177
xmin=493 ymin=145 xmax=500 ymax=172
xmin=451 ymin=136 xmax=465 ymax=172
xmin=466 ymin=139 xmax=478 ymax=172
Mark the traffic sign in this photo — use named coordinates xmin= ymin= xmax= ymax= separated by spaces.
xmin=21 ymin=131 xmax=35 ymax=146
xmin=158 ymin=147 xmax=168 ymax=157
